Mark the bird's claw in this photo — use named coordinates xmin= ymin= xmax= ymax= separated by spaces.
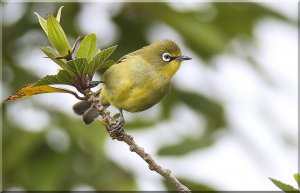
xmin=110 ymin=118 xmax=125 ymax=133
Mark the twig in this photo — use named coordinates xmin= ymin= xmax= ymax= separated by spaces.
xmin=85 ymin=91 xmax=191 ymax=192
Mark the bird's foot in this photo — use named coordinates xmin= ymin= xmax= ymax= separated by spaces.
xmin=110 ymin=117 xmax=125 ymax=133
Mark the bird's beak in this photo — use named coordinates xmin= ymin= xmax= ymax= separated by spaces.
xmin=177 ymin=55 xmax=192 ymax=61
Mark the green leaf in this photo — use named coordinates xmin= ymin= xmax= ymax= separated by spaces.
xmin=33 ymin=70 xmax=74 ymax=86
xmin=88 ymin=45 xmax=117 ymax=77
xmin=113 ymin=113 xmax=120 ymax=119
xmin=35 ymin=6 xmax=64 ymax=36
xmin=76 ymin=34 xmax=97 ymax=62
xmin=294 ymin=173 xmax=300 ymax=188
xmin=56 ymin=6 xmax=64 ymax=23
xmin=47 ymin=14 xmax=71 ymax=56
xmin=269 ymin=177 xmax=299 ymax=192
xmin=65 ymin=58 xmax=88 ymax=77
xmin=98 ymin=60 xmax=115 ymax=75
xmin=35 ymin=58 xmax=89 ymax=89
xmin=158 ymin=135 xmax=214 ymax=156
xmin=40 ymin=46 xmax=66 ymax=68
xmin=94 ymin=48 xmax=101 ymax=56
xmin=34 ymin=12 xmax=48 ymax=35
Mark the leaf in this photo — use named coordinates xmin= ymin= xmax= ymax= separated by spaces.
xmin=269 ymin=177 xmax=299 ymax=192
xmin=34 ymin=6 xmax=64 ymax=36
xmin=35 ymin=58 xmax=90 ymax=89
xmin=158 ymin=135 xmax=214 ymax=156
xmin=88 ymin=45 xmax=117 ymax=77
xmin=294 ymin=173 xmax=300 ymax=188
xmin=56 ymin=6 xmax=64 ymax=23
xmin=94 ymin=48 xmax=101 ymax=56
xmin=40 ymin=46 xmax=66 ymax=68
xmin=76 ymin=34 xmax=97 ymax=62
xmin=95 ymin=119 xmax=108 ymax=127
xmin=98 ymin=60 xmax=115 ymax=75
xmin=5 ymin=84 xmax=75 ymax=101
xmin=47 ymin=14 xmax=71 ymax=56
xmin=113 ymin=113 xmax=120 ymax=119
xmin=65 ymin=58 xmax=89 ymax=77
xmin=34 ymin=12 xmax=48 ymax=35
xmin=33 ymin=70 xmax=74 ymax=87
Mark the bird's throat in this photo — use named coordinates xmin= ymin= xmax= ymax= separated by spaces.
xmin=162 ymin=61 xmax=181 ymax=78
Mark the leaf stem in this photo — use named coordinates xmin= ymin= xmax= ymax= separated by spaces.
xmin=71 ymin=92 xmax=86 ymax=100
xmin=54 ymin=36 xmax=84 ymax=61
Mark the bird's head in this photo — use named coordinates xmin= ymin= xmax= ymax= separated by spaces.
xmin=139 ymin=39 xmax=192 ymax=77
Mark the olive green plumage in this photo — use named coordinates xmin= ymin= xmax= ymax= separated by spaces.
xmin=100 ymin=39 xmax=190 ymax=112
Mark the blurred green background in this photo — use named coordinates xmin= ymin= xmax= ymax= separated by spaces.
xmin=1 ymin=2 xmax=298 ymax=191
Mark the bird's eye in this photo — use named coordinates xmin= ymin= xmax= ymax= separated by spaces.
xmin=162 ymin=53 xmax=171 ymax=62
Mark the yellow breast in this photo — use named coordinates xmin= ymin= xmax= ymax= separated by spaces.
xmin=100 ymin=55 xmax=174 ymax=112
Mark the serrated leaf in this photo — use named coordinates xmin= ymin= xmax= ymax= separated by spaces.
xmin=33 ymin=70 xmax=74 ymax=87
xmin=294 ymin=173 xmax=300 ymax=188
xmin=76 ymin=34 xmax=97 ymax=62
xmin=269 ymin=177 xmax=299 ymax=192
xmin=47 ymin=14 xmax=71 ymax=56
xmin=65 ymin=58 xmax=88 ymax=77
xmin=88 ymin=45 xmax=117 ymax=77
xmin=98 ymin=60 xmax=115 ymax=75
xmin=56 ymin=6 xmax=64 ymax=22
xmin=34 ymin=12 xmax=48 ymax=35
xmin=5 ymin=84 xmax=75 ymax=101
xmin=40 ymin=46 xmax=66 ymax=68
xmin=56 ymin=70 xmax=74 ymax=84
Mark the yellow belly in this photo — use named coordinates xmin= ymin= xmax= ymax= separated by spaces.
xmin=100 ymin=78 xmax=170 ymax=112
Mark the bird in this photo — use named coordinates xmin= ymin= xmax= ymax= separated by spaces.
xmin=73 ymin=39 xmax=192 ymax=131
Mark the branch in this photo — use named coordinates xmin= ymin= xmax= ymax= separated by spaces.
xmin=85 ymin=91 xmax=191 ymax=192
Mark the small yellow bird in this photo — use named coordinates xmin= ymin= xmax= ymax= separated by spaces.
xmin=73 ymin=39 xmax=191 ymax=130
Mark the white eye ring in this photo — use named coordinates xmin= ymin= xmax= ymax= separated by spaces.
xmin=162 ymin=53 xmax=171 ymax=62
